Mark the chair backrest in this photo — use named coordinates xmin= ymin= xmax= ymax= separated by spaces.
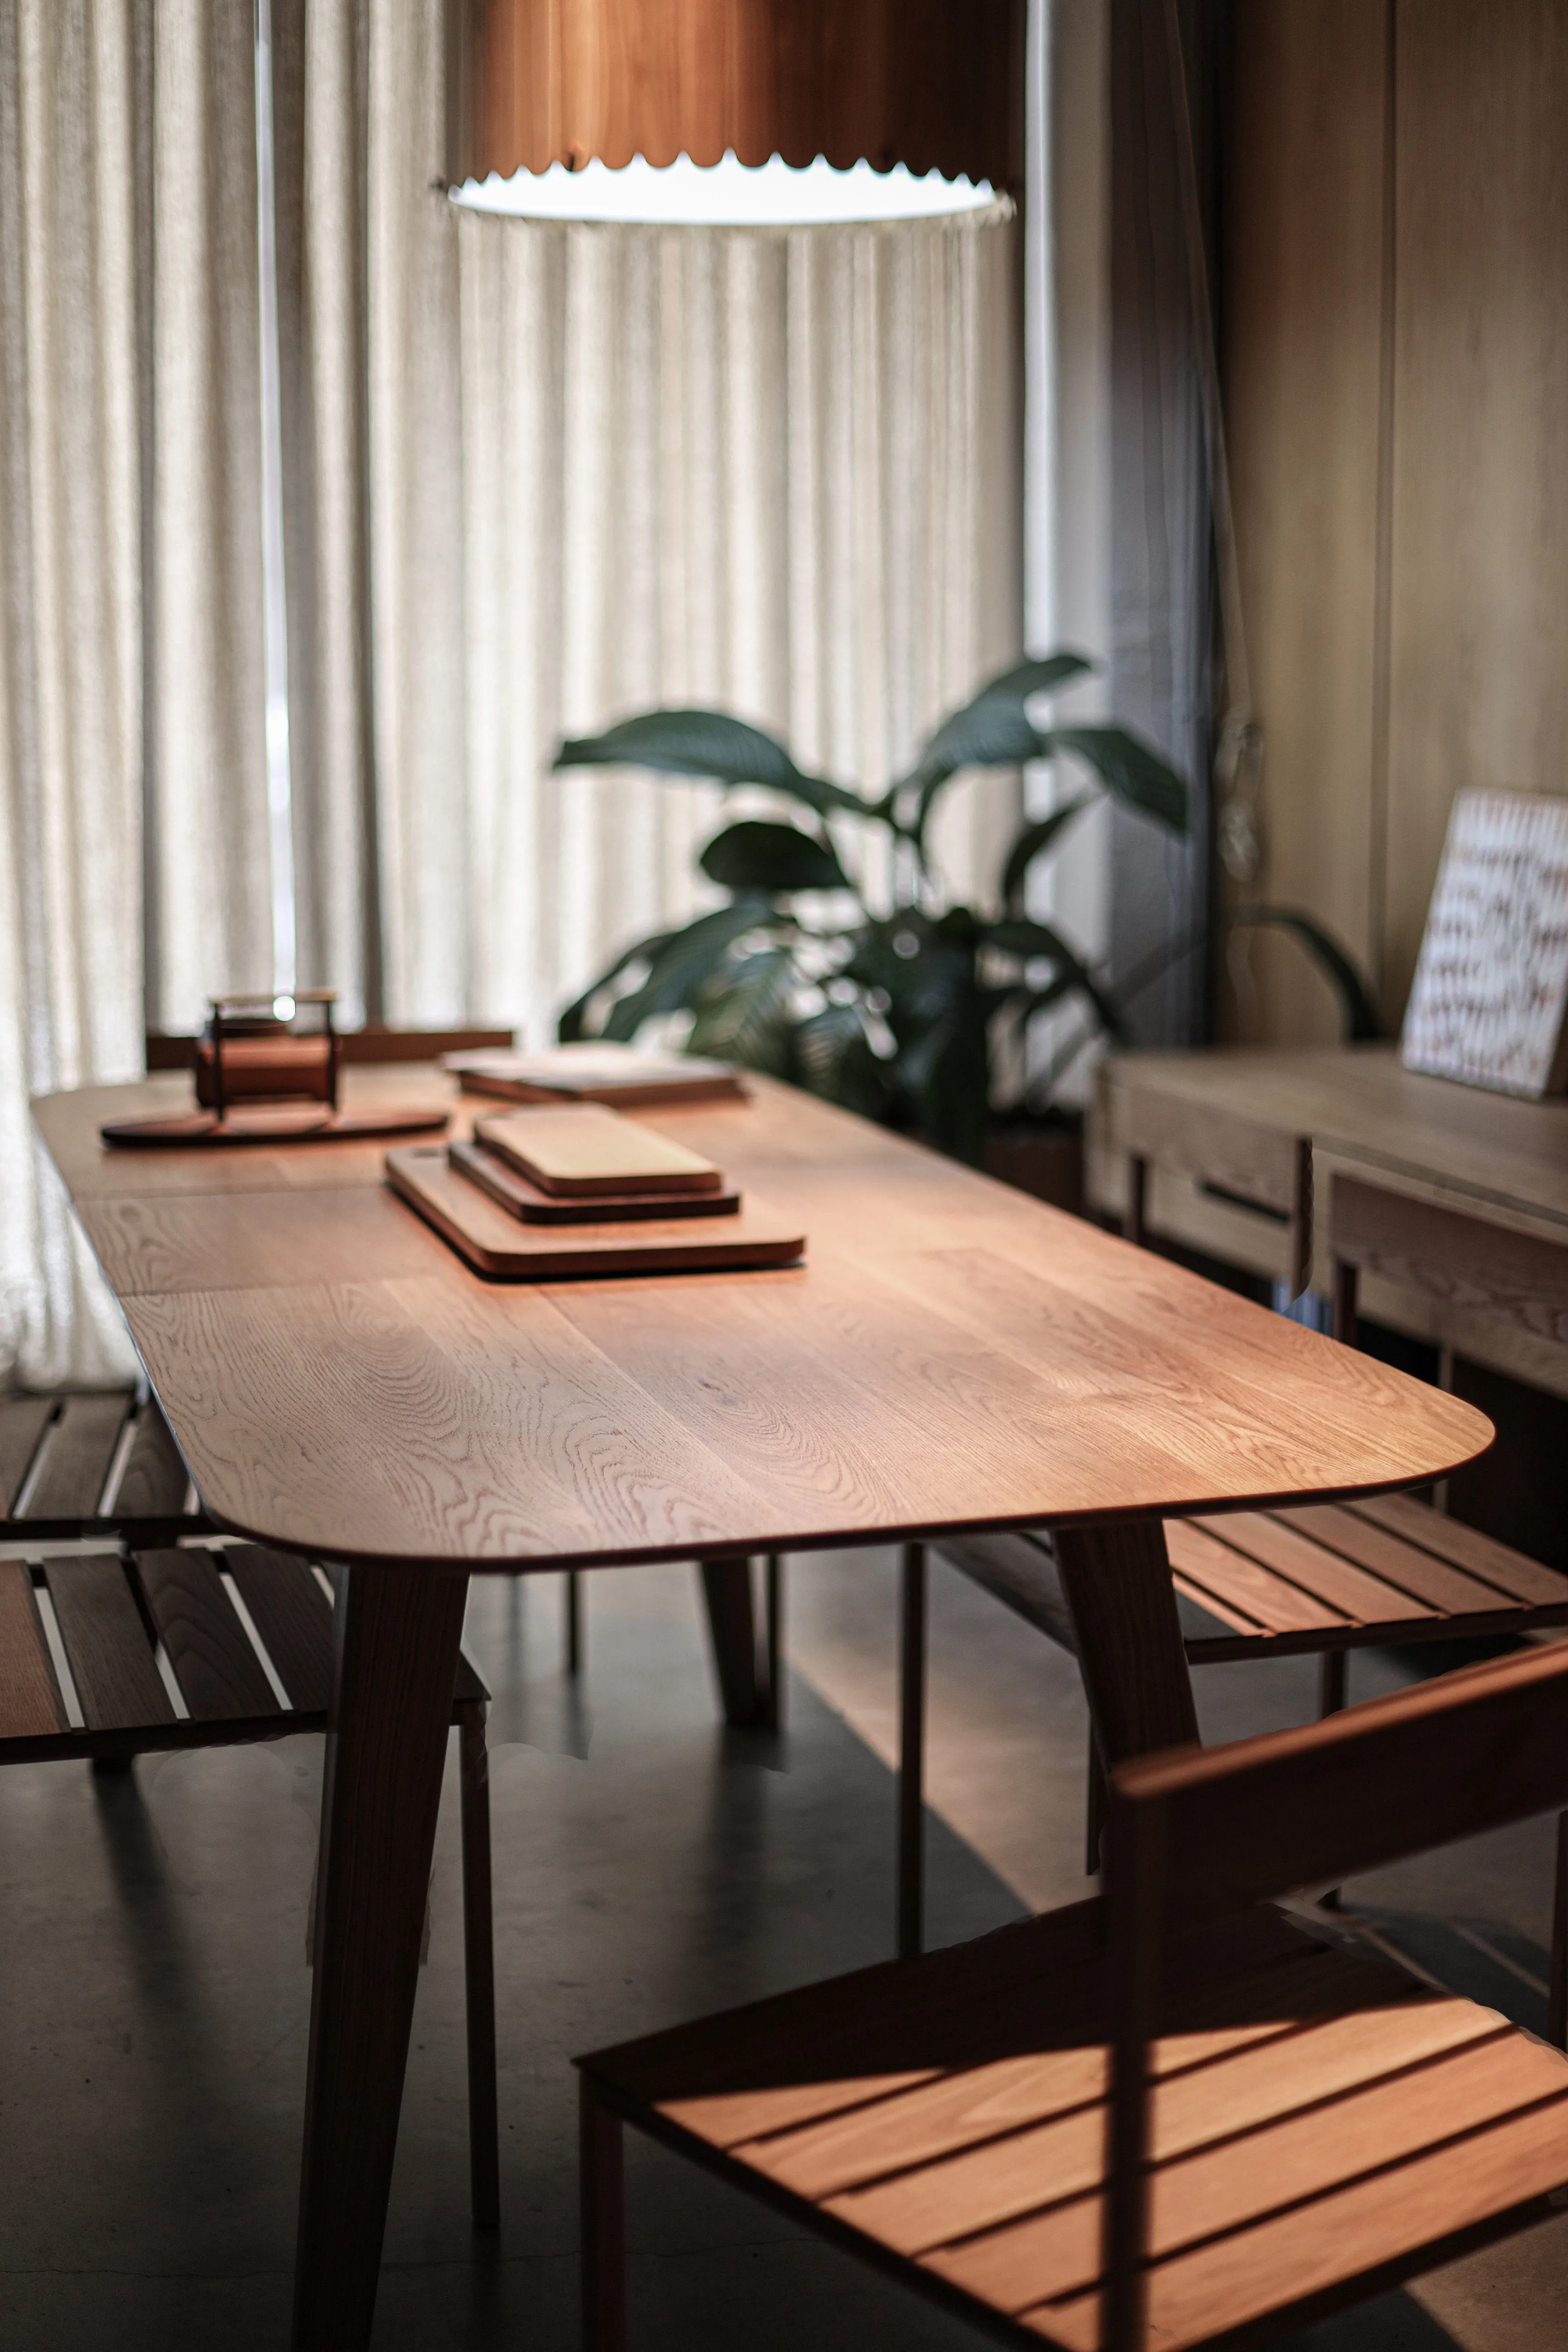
xmin=1097 ymin=1637 xmax=1568 ymax=2352
xmin=1114 ymin=1635 xmax=1568 ymax=1919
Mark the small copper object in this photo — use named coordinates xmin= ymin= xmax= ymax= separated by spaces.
xmin=194 ymin=990 xmax=339 ymax=1116
xmin=100 ymin=987 xmax=448 ymax=1149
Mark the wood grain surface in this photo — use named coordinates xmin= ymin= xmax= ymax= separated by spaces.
xmin=474 ymin=1106 xmax=722 ymax=1195
xmin=1102 ymin=1043 xmax=1568 ymax=1233
xmin=386 ymin=1146 xmax=802 ymax=1279
xmin=448 ymin=1136 xmax=741 ymax=1224
xmin=34 ymin=1072 xmax=1490 ymax=1572
xmin=584 ymin=1897 xmax=1568 ymax=2352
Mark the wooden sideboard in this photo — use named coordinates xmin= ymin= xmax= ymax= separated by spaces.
xmin=1090 ymin=1044 xmax=1568 ymax=1402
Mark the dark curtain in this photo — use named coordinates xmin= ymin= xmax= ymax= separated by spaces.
xmin=1107 ymin=0 xmax=1223 ymax=1045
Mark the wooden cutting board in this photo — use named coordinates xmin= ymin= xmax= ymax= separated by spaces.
xmin=449 ymin=1137 xmax=741 ymax=1224
xmin=474 ymin=1104 xmax=723 ymax=1197
xmin=386 ymin=1148 xmax=804 ymax=1279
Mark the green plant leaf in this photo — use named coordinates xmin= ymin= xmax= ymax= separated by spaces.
xmin=554 ymin=709 xmax=863 ymax=819
xmin=699 ymin=820 xmax=850 ymax=894
xmin=894 ymin=652 xmax=1097 ymax=849
xmin=1229 ymin=906 xmax=1384 ymax=1041
xmin=1040 ymin=726 xmax=1188 ymax=831
xmin=900 ymin=702 xmax=1046 ymax=849
xmin=897 ymin=1011 xmax=992 ymax=1164
xmin=998 ymin=797 xmax=1094 ymax=912
xmin=557 ymin=922 xmax=676 ymax=1041
xmin=970 ymin=651 xmax=1095 ymax=704
xmin=844 ymin=919 xmax=977 ymax=1039
xmin=793 ymin=1003 xmax=895 ymax=1121
xmin=995 ymin=972 xmax=1080 ymax=1031
xmin=685 ymin=946 xmax=799 ymax=1068
xmin=588 ymin=898 xmax=778 ymax=1044
xmin=982 ymin=918 xmax=1130 ymax=1044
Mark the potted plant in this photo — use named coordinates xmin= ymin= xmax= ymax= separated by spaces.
xmin=552 ymin=652 xmax=1187 ymax=1178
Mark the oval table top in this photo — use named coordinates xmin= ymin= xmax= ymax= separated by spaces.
xmin=33 ymin=1066 xmax=1492 ymax=1572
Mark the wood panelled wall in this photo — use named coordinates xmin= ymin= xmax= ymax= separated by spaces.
xmin=1221 ymin=0 xmax=1568 ymax=1045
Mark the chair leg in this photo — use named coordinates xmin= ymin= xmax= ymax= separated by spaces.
xmin=565 ymin=1569 xmax=583 ymax=1677
xmin=458 ymin=1700 xmax=501 ymax=2231
xmin=1550 ymin=1812 xmax=1568 ymax=2051
xmin=763 ymin=1552 xmax=785 ymax=1732
xmin=1318 ymin=1650 xmax=1349 ymax=1911
xmin=1085 ymin=1731 xmax=1106 ymax=1875
xmin=580 ymin=2074 xmax=626 ymax=2352
xmin=897 ymin=1543 xmax=927 ymax=1961
xmin=1318 ymin=1648 xmax=1347 ymax=1717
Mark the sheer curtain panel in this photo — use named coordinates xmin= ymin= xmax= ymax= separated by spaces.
xmin=0 ymin=0 xmax=142 ymax=1385
xmin=356 ymin=0 xmax=1022 ymax=1043
xmin=0 ymin=0 xmax=274 ymax=1387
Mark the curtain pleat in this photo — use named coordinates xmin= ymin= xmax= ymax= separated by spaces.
xmin=0 ymin=0 xmax=142 ymax=1385
xmin=144 ymin=0 xmax=271 ymax=1031
xmin=272 ymin=0 xmax=376 ymax=1024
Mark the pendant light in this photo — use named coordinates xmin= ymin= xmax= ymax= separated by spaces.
xmin=447 ymin=0 xmax=1022 ymax=223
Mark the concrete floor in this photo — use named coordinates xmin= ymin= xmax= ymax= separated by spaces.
xmin=1 ymin=1546 xmax=1565 ymax=2349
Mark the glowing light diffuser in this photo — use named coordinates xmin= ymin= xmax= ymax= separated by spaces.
xmin=451 ymin=151 xmax=1001 ymax=228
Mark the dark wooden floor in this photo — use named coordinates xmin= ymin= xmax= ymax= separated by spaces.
xmin=0 ymin=1548 xmax=1560 ymax=2350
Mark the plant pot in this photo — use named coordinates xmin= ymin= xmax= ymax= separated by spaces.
xmin=983 ymin=1111 xmax=1084 ymax=1217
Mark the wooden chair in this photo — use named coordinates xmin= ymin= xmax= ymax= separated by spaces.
xmin=577 ymin=1637 xmax=1568 ymax=2352
xmin=0 ymin=1386 xmax=210 ymax=1540
xmin=0 ymin=1534 xmax=500 ymax=2229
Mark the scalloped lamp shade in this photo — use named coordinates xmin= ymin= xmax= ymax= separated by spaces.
xmin=447 ymin=0 xmax=1024 ymax=194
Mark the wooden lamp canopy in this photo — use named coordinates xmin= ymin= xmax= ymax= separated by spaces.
xmin=448 ymin=0 xmax=1024 ymax=195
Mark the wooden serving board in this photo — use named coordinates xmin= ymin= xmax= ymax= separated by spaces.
xmin=101 ymin=1105 xmax=447 ymax=1148
xmin=386 ymin=1148 xmax=804 ymax=1279
xmin=448 ymin=1137 xmax=741 ymax=1224
xmin=473 ymin=1104 xmax=722 ymax=1197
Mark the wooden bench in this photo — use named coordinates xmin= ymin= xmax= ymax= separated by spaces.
xmin=577 ymin=1638 xmax=1568 ymax=2352
xmin=0 ymin=1536 xmax=499 ymax=2228
xmin=0 ymin=1387 xmax=209 ymax=1541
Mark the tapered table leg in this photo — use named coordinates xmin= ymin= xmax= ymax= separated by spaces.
xmin=293 ymin=1563 xmax=471 ymax=2352
xmin=698 ymin=1556 xmax=761 ymax=1725
xmin=1054 ymin=1520 xmax=1199 ymax=1769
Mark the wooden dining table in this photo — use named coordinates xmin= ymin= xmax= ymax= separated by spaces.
xmin=33 ymin=1063 xmax=1491 ymax=2352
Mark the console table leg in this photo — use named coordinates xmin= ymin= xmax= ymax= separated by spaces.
xmin=293 ymin=1564 xmax=471 ymax=2352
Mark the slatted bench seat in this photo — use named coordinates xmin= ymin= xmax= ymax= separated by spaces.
xmin=943 ymin=1492 xmax=1568 ymax=1694
xmin=0 ymin=1388 xmax=209 ymax=1542
xmin=0 ymin=1539 xmax=499 ymax=2227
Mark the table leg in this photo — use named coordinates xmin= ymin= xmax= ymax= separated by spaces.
xmin=698 ymin=1557 xmax=762 ymax=1725
xmin=293 ymin=1564 xmax=471 ymax=2352
xmin=1054 ymin=1520 xmax=1199 ymax=1768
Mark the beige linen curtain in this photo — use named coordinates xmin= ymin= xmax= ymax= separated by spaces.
xmin=0 ymin=0 xmax=272 ymax=1386
xmin=0 ymin=0 xmax=1020 ymax=1387
xmin=355 ymin=0 xmax=1021 ymax=1044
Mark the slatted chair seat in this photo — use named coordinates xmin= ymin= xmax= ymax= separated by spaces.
xmin=0 ymin=1388 xmax=210 ymax=1542
xmin=0 ymin=1540 xmax=499 ymax=2226
xmin=579 ymin=1639 xmax=1568 ymax=2352
xmin=581 ymin=1901 xmax=1568 ymax=2352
